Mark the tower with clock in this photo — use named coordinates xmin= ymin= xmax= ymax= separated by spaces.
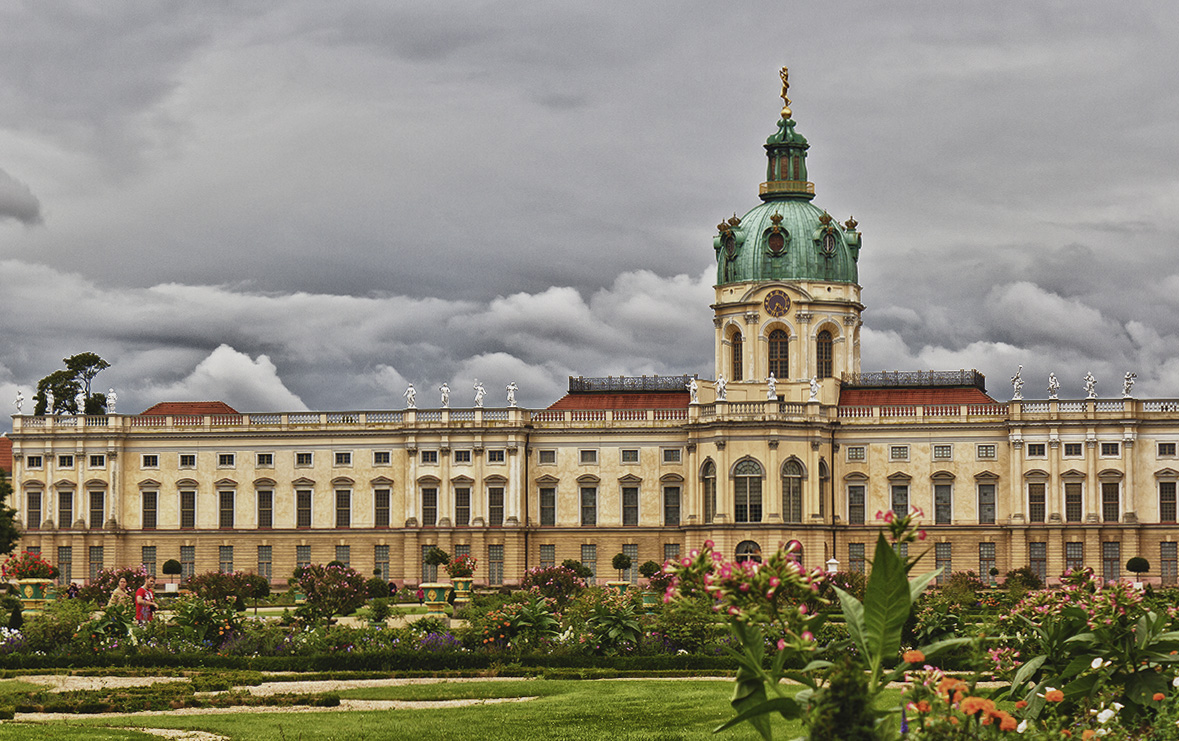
xmin=710 ymin=68 xmax=864 ymax=403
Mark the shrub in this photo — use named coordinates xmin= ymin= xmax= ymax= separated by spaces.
xmin=369 ymin=598 xmax=392 ymax=623
xmin=444 ymin=554 xmax=477 ymax=578
xmin=78 ymin=565 xmax=148 ymax=605
xmin=21 ymin=598 xmax=95 ymax=654
xmin=1003 ymin=565 xmax=1044 ymax=593
xmin=297 ymin=563 xmax=368 ymax=621
xmin=561 ymin=559 xmax=593 ymax=580
xmin=611 ymin=553 xmax=632 ymax=581
xmin=940 ymin=570 xmax=986 ymax=607
xmin=365 ymin=576 xmax=388 ymax=599
xmin=1127 ymin=556 xmax=1150 ymax=576
xmin=186 ymin=571 xmax=269 ymax=611
xmin=424 ymin=548 xmax=451 ymax=567
xmin=521 ymin=565 xmax=586 ymax=608
xmin=162 ymin=559 xmax=182 ymax=579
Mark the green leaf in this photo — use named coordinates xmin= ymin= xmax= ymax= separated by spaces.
xmin=714 ymin=696 xmax=803 ymax=734
xmin=1008 ymin=654 xmax=1047 ymax=697
xmin=832 ymin=586 xmax=866 ymax=658
xmin=862 ymin=533 xmax=912 ymax=684
xmin=907 ymin=567 xmax=941 ymax=605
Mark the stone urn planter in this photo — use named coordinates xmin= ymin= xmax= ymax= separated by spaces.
xmin=606 ymin=580 xmax=631 ymax=596
xmin=640 ymin=590 xmax=661 ymax=613
xmin=450 ymin=577 xmax=474 ymax=608
xmin=16 ymin=578 xmax=54 ymax=615
xmin=420 ymin=582 xmax=453 ymax=614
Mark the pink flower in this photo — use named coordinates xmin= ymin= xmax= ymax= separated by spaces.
xmin=883 ymin=510 xmax=895 ymax=523
xmin=911 ymin=506 xmax=925 ymax=518
xmin=777 ymin=639 xmax=786 ymax=651
xmin=728 ymin=606 xmax=740 ymax=616
xmin=703 ymin=539 xmax=715 ymax=549
xmin=875 ymin=510 xmax=884 ymax=520
xmin=801 ymin=631 xmax=813 ymax=641
xmin=799 ymin=604 xmax=808 ymax=615
xmin=918 ymin=530 xmax=927 ymax=541
xmin=681 ymin=558 xmax=691 ymax=567
xmin=769 ymin=577 xmax=780 ymax=587
xmin=739 ymin=583 xmax=750 ymax=592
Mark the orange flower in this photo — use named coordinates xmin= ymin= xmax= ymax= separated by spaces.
xmin=949 ymin=717 xmax=959 ymax=726
xmin=1154 ymin=692 xmax=1166 ymax=701
xmin=1062 ymin=732 xmax=1072 ymax=738
xmin=1045 ymin=689 xmax=1064 ymax=702
xmin=999 ymin=713 xmax=1017 ymax=732
xmin=1082 ymin=731 xmax=1096 ymax=740
xmin=903 ymin=650 xmax=925 ymax=664
xmin=961 ymin=697 xmax=995 ymax=716
xmin=953 ymin=691 xmax=964 ymax=704
xmin=915 ymin=701 xmax=931 ymax=713
xmin=1015 ymin=700 xmax=1028 ymax=709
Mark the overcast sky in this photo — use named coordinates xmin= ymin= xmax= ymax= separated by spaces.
xmin=1 ymin=2 xmax=1177 ymax=424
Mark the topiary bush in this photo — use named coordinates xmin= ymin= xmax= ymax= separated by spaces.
xmin=521 ymin=565 xmax=587 ymax=608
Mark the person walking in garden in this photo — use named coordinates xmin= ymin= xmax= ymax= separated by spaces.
xmin=107 ymin=576 xmax=133 ymax=608
xmin=135 ymin=574 xmax=159 ymax=623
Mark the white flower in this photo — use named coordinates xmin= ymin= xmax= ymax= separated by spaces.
xmin=1091 ymin=657 xmax=1104 ymax=670
xmin=1096 ymin=708 xmax=1116 ymax=724
xmin=1016 ymin=719 xmax=1027 ymax=733
xmin=1112 ymin=702 xmax=1124 ymax=711
xmin=1173 ymin=675 xmax=1179 ymax=688
xmin=1095 ymin=730 xmax=1108 ymax=737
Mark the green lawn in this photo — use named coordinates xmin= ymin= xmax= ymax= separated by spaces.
xmin=0 ymin=679 xmax=903 ymax=741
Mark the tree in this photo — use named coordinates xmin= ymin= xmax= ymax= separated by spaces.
xmin=612 ymin=552 xmax=633 ymax=581
xmin=1127 ymin=556 xmax=1150 ymax=579
xmin=162 ymin=559 xmax=183 ymax=583
xmin=33 ymin=353 xmax=111 ymax=415
xmin=0 ymin=473 xmax=21 ymax=557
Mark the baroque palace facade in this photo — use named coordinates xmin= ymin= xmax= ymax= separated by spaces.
xmin=9 ymin=70 xmax=1179 ymax=588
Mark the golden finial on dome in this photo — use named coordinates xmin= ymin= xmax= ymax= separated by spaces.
xmin=844 ymin=216 xmax=858 ymax=231
xmin=779 ymin=66 xmax=792 ymax=119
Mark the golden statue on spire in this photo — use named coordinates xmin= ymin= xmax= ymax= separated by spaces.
xmin=779 ymin=66 xmax=792 ymax=119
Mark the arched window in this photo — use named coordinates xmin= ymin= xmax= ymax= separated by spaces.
xmin=731 ymin=331 xmax=744 ymax=381
xmin=734 ymin=459 xmax=763 ymax=523
xmin=782 ymin=459 xmax=803 ymax=524
xmin=816 ymin=330 xmax=833 ymax=379
xmin=818 ymin=459 xmax=829 ymax=519
xmin=768 ymin=329 xmax=788 ymax=380
xmin=702 ymin=461 xmax=717 ymax=525
xmin=736 ymin=540 xmax=762 ymax=564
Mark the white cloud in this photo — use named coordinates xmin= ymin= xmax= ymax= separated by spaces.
xmin=137 ymin=345 xmax=307 ymax=413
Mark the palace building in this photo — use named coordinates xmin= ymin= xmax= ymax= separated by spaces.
xmin=9 ymin=70 xmax=1179 ymax=588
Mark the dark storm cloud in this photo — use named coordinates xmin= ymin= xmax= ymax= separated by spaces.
xmin=0 ymin=169 xmax=41 ymax=224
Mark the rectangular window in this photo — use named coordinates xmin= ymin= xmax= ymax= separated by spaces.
xmin=373 ymin=451 xmax=391 ymax=465
xmin=623 ymin=543 xmax=639 ymax=584
xmin=180 ymin=490 xmax=196 ymax=529
xmin=581 ymin=544 xmax=597 ymax=585
xmin=488 ymin=544 xmax=505 ymax=586
xmin=487 ymin=449 xmax=505 ymax=463
xmin=374 ymin=489 xmax=390 ymax=528
xmin=1026 ymin=443 xmax=1046 ymax=458
xmin=257 ymin=546 xmax=272 ymax=580
xmin=454 ymin=487 xmax=470 ymax=526
xmin=1029 ymin=542 xmax=1047 ymax=583
xmin=296 ymin=490 xmax=312 ymax=528
xmin=846 ymin=446 xmax=866 ymax=461
xmin=336 ymin=490 xmax=352 ymax=528
xmin=538 ymin=449 xmax=556 ymax=464
xmin=735 ymin=475 xmax=763 ymax=523
xmin=89 ymin=491 xmax=104 ymax=529
xmin=891 ymin=485 xmax=909 ymax=519
xmin=848 ymin=542 xmax=865 ymax=574
xmin=374 ymin=545 xmax=389 ymax=581
xmin=1160 ymin=443 xmax=1177 ymax=458
xmin=1066 ymin=542 xmax=1084 ymax=573
xmin=88 ymin=545 xmax=104 ymax=582
xmin=539 ymin=487 xmax=556 ymax=526
xmin=663 ymin=486 xmax=681 ymax=526
xmin=664 ymin=543 xmax=681 ymax=563
xmin=1162 ymin=542 xmax=1178 ymax=586
xmin=1102 ymin=482 xmax=1120 ymax=523
xmin=488 ymin=487 xmax=505 ymax=526
xmin=934 ymin=484 xmax=952 ymax=525
xmin=141 ymin=490 xmax=157 ymax=530
xmin=219 ymin=545 xmax=234 ymax=574
xmin=1162 ymin=482 xmax=1177 ymax=523
xmin=180 ymin=545 xmax=195 ymax=580
xmin=539 ymin=544 xmax=556 ymax=569
xmin=579 ymin=449 xmax=598 ymax=465
xmin=581 ymin=486 xmax=597 ymax=526
xmin=933 ymin=444 xmax=953 ymax=460
xmin=1064 ymin=442 xmax=1083 ymax=457
xmin=335 ymin=452 xmax=352 ymax=466
xmin=703 ymin=473 xmax=716 ymax=525
xmin=296 ymin=452 xmax=313 ymax=466
xmin=296 ymin=545 xmax=311 ymax=570
xmin=335 ymin=545 xmax=350 ymax=567
xmin=89 ymin=454 xmax=105 ymax=468
xmin=977 ymin=444 xmax=997 ymax=460
xmin=621 ymin=449 xmax=639 ymax=464
xmin=978 ymin=484 xmax=996 ymax=524
xmin=257 ymin=490 xmax=273 ymax=529
xmin=421 ymin=544 xmax=438 ymax=582
xmin=1028 ymin=482 xmax=1046 ymax=524
xmin=219 ymin=491 xmax=235 ymax=529
xmin=59 ymin=490 xmax=74 ymax=529
xmin=57 ymin=546 xmax=72 ymax=584
xmin=662 ymin=448 xmax=682 ymax=464
xmin=889 ymin=445 xmax=909 ymax=461
xmin=26 ymin=455 xmax=42 ymax=469
xmin=420 ymin=450 xmax=438 ymax=464
xmin=847 ymin=485 xmax=866 ymax=525
xmin=978 ymin=542 xmax=996 ymax=578
xmin=58 ymin=455 xmax=74 ymax=468
xmin=256 ymin=452 xmax=274 ymax=467
xmin=622 ymin=486 xmax=639 ymax=526
xmin=179 ymin=454 xmax=196 ymax=468
xmin=935 ymin=542 xmax=952 ymax=585
xmin=1101 ymin=442 xmax=1120 ymax=457
xmin=420 ymin=488 xmax=438 ymax=526
xmin=218 ymin=453 xmax=235 ymax=467
xmin=1065 ymin=482 xmax=1083 ymax=522
xmin=1102 ymin=542 xmax=1121 ymax=582
xmin=455 ymin=543 xmax=470 ymax=559
xmin=453 ymin=449 xmax=471 ymax=464
xmin=25 ymin=491 xmax=41 ymax=531
xmin=141 ymin=454 xmax=158 ymax=468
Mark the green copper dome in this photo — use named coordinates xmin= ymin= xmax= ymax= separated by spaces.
xmin=714 ymin=71 xmax=862 ymax=286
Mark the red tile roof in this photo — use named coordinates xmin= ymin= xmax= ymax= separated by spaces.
xmin=548 ymin=392 xmax=690 ymax=410
xmin=0 ymin=435 xmax=10 ymax=475
xmin=839 ymin=387 xmax=997 ymax=406
xmin=139 ymin=401 xmax=239 ymax=416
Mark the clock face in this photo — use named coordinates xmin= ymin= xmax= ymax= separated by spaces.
xmin=764 ymin=289 xmax=790 ymax=318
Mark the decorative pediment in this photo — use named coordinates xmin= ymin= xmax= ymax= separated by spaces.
xmin=1022 ymin=469 xmax=1049 ymax=480
xmin=52 ymin=479 xmax=76 ymax=490
xmin=253 ymin=477 xmax=277 ymax=487
xmin=1154 ymin=468 xmax=1179 ymax=479
xmin=416 ymin=475 xmax=441 ymax=485
xmin=618 ymin=473 xmax=643 ymax=484
xmin=843 ymin=472 xmax=868 ymax=482
xmin=974 ymin=471 xmax=999 ymax=481
xmin=1097 ymin=468 xmax=1124 ymax=481
xmin=21 ymin=480 xmax=45 ymax=489
xmin=576 ymin=474 xmax=601 ymax=484
xmin=83 ymin=478 xmax=108 ymax=489
xmin=534 ymin=474 xmax=560 ymax=485
xmin=370 ymin=476 xmax=394 ymax=486
xmin=291 ymin=477 xmax=316 ymax=487
xmin=137 ymin=478 xmax=162 ymax=489
xmin=330 ymin=476 xmax=355 ymax=486
xmin=175 ymin=478 xmax=199 ymax=488
xmin=886 ymin=471 xmax=911 ymax=482
xmin=1060 ymin=468 xmax=1087 ymax=480
xmin=450 ymin=474 xmax=476 ymax=485
xmin=484 ymin=474 xmax=509 ymax=485
xmin=214 ymin=478 xmax=237 ymax=488
xmin=930 ymin=470 xmax=955 ymax=481
xmin=659 ymin=473 xmax=685 ymax=483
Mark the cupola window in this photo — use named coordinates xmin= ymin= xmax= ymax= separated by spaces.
xmin=768 ymin=330 xmax=789 ymax=379
xmin=816 ymin=331 xmax=833 ymax=378
xmin=731 ymin=331 xmax=744 ymax=381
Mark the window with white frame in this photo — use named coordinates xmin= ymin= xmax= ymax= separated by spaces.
xmin=217 ymin=453 xmax=235 ymax=467
xmin=453 ymin=449 xmax=471 ymax=464
xmin=487 ymin=449 xmax=506 ymax=463
xmin=847 ymin=485 xmax=865 ymax=525
xmin=141 ymin=454 xmax=158 ymax=468
xmin=846 ymin=446 xmax=866 ymax=461
xmin=580 ymin=449 xmax=598 ymax=465
xmin=663 ymin=485 xmax=680 ymax=526
xmin=1100 ymin=442 xmax=1121 ymax=458
xmin=1159 ymin=442 xmax=1177 ymax=458
xmin=334 ymin=451 xmax=352 ymax=466
xmin=539 ymin=544 xmax=556 ymax=569
xmin=977 ymin=444 xmax=997 ymax=460
xmin=179 ymin=454 xmax=196 ymax=468
xmin=373 ymin=451 xmax=391 ymax=465
xmin=934 ymin=483 xmax=952 ymax=525
xmin=621 ymin=449 xmax=639 ymax=464
xmin=978 ymin=483 xmax=996 ymax=524
xmin=256 ymin=452 xmax=274 ymax=467
xmin=454 ymin=486 xmax=470 ymax=526
xmin=662 ymin=448 xmax=682 ymax=464
xmin=1064 ymin=442 xmax=1083 ymax=457
xmin=420 ymin=450 xmax=438 ymax=464
xmin=336 ymin=489 xmax=352 ymax=529
xmin=539 ymin=487 xmax=556 ymax=526
xmin=932 ymin=444 xmax=952 ymax=460
xmin=581 ymin=486 xmax=597 ymax=526
xmin=621 ymin=486 xmax=639 ymax=526
xmin=1026 ymin=443 xmax=1046 ymax=458
xmin=889 ymin=445 xmax=909 ymax=461
xmin=538 ymin=449 xmax=556 ymax=464
xmin=488 ymin=486 xmax=505 ymax=526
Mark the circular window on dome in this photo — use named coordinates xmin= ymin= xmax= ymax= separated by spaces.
xmin=765 ymin=230 xmax=788 ymax=256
